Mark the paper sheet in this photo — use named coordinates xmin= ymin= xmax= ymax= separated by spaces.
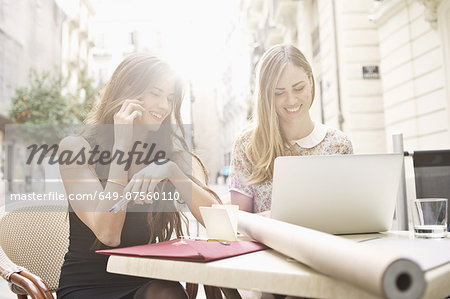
xmin=199 ymin=205 xmax=238 ymax=241
xmin=362 ymin=237 xmax=450 ymax=271
xmin=238 ymin=211 xmax=428 ymax=299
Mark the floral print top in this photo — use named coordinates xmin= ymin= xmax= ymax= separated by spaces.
xmin=228 ymin=122 xmax=353 ymax=213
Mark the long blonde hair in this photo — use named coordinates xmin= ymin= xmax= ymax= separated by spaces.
xmin=245 ymin=44 xmax=315 ymax=184
xmin=83 ymin=53 xmax=219 ymax=246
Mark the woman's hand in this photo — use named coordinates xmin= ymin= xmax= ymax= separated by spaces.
xmin=123 ymin=160 xmax=180 ymax=205
xmin=113 ymin=99 xmax=145 ymax=150
xmin=114 ymin=99 xmax=145 ymax=124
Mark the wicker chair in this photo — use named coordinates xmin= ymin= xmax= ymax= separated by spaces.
xmin=0 ymin=204 xmax=68 ymax=299
xmin=0 ymin=204 xmax=227 ymax=299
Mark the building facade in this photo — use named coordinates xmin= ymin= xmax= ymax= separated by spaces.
xmin=0 ymin=0 xmax=94 ymax=197
xmin=0 ymin=0 xmax=65 ymax=197
xmin=196 ymin=1 xmax=254 ymax=183
xmin=371 ymin=0 xmax=450 ymax=150
xmin=242 ymin=0 xmax=450 ymax=153
xmin=0 ymin=0 xmax=65 ymax=115
xmin=57 ymin=0 xmax=96 ymax=93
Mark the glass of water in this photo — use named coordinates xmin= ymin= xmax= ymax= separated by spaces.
xmin=412 ymin=198 xmax=448 ymax=239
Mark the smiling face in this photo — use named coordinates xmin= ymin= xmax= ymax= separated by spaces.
xmin=135 ymin=76 xmax=175 ymax=128
xmin=274 ymin=63 xmax=313 ymax=126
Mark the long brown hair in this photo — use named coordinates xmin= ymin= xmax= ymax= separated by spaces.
xmin=246 ymin=44 xmax=315 ymax=184
xmin=83 ymin=53 xmax=219 ymax=247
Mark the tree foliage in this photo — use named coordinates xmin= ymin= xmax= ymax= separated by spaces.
xmin=9 ymin=69 xmax=100 ymax=124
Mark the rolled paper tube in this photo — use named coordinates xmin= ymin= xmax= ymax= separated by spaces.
xmin=238 ymin=211 xmax=426 ymax=299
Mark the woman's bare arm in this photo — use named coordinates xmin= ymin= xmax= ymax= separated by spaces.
xmin=173 ymin=158 xmax=220 ymax=225
xmin=124 ymin=154 xmax=220 ymax=226
xmin=59 ymin=136 xmax=129 ymax=247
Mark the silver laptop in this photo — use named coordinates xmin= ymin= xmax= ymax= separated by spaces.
xmin=271 ymin=154 xmax=403 ymax=234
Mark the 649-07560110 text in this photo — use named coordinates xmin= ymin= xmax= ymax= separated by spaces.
xmin=8 ymin=191 xmax=181 ymax=202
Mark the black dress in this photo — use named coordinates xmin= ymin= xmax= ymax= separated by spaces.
xmin=57 ymin=205 xmax=153 ymax=299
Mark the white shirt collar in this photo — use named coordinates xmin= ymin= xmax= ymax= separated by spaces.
xmin=290 ymin=122 xmax=327 ymax=149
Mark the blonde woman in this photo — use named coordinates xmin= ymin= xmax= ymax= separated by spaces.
xmin=229 ymin=44 xmax=353 ymax=215
xmin=57 ymin=53 xmax=220 ymax=299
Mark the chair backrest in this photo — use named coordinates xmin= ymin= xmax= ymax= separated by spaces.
xmin=411 ymin=150 xmax=450 ymax=231
xmin=0 ymin=205 xmax=69 ymax=292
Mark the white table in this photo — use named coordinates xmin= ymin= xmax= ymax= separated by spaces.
xmin=107 ymin=232 xmax=450 ymax=299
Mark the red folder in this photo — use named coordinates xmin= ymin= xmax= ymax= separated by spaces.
xmin=96 ymin=239 xmax=267 ymax=262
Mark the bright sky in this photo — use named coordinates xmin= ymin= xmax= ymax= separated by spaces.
xmin=90 ymin=0 xmax=248 ymax=89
